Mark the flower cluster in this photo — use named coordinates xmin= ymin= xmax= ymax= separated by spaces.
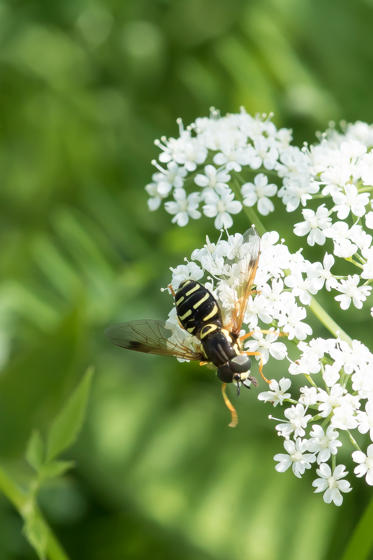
xmin=291 ymin=123 xmax=373 ymax=315
xmin=147 ymin=109 xmax=373 ymax=506
xmin=163 ymin=227 xmax=373 ymax=506
xmin=165 ymin=229 xmax=325 ymax=351
xmin=261 ymin=337 xmax=373 ymax=505
xmin=146 ymin=109 xmax=293 ymax=228
xmin=147 ymin=111 xmax=373 ymax=316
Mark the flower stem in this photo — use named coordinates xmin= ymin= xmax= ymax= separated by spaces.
xmin=309 ymin=297 xmax=352 ymax=345
xmin=232 ymin=179 xmax=266 ymax=236
xmin=0 ymin=465 xmax=70 ymax=560
xmin=0 ymin=466 xmax=27 ymax=510
xmin=304 ymin=374 xmax=317 ymax=388
xmin=346 ymin=430 xmax=361 ymax=451
xmin=242 ymin=205 xmax=267 ymax=236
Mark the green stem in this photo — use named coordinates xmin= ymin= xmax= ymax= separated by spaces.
xmin=0 ymin=465 xmax=27 ymax=510
xmin=242 ymin=205 xmax=267 ymax=236
xmin=231 ymin=179 xmax=266 ymax=235
xmin=304 ymin=374 xmax=317 ymax=388
xmin=309 ymin=297 xmax=352 ymax=344
xmin=341 ymin=496 xmax=373 ymax=560
xmin=346 ymin=430 xmax=361 ymax=451
xmin=0 ymin=465 xmax=69 ymax=560
xmin=345 ymin=257 xmax=364 ymax=270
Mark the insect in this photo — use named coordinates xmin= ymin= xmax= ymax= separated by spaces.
xmin=106 ymin=226 xmax=266 ymax=427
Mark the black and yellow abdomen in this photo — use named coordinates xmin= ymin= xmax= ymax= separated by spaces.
xmin=175 ymin=280 xmax=222 ymax=336
xmin=174 ymin=279 xmax=253 ymax=385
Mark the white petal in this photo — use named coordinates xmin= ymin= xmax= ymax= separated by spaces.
xmin=257 ymin=197 xmax=274 ymax=216
xmin=312 ymin=478 xmax=328 ymax=492
xmin=352 ymin=450 xmax=366 ymax=464
xmin=215 ymin=212 xmax=233 ymax=229
xmin=366 ymin=470 xmax=373 ymax=485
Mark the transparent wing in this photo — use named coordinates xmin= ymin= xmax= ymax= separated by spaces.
xmin=228 ymin=226 xmax=261 ymax=336
xmin=105 ymin=319 xmax=205 ymax=362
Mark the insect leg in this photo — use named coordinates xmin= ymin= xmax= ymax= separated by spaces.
xmin=221 ymin=383 xmax=238 ymax=428
xmin=242 ymin=351 xmax=271 ymax=384
xmin=168 ymin=284 xmax=176 ymax=297
xmin=239 ymin=329 xmax=289 ymax=342
xmin=239 ymin=331 xmax=254 ymax=342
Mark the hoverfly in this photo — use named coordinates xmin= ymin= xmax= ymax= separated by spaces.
xmin=106 ymin=226 xmax=266 ymax=427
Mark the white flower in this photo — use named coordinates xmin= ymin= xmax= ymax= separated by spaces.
xmin=241 ymin=173 xmax=278 ymax=216
xmin=308 ymin=425 xmax=342 ymax=463
xmin=360 ymin=151 xmax=373 ymax=185
xmin=157 ymin=128 xmax=207 ymax=171
xmin=169 ymin=261 xmax=204 ymax=288
xmin=152 ymin=161 xmax=187 ymax=191
xmin=361 ymin=247 xmax=373 ymax=280
xmin=329 ymin=339 xmax=369 ymax=375
xmin=258 ymin=377 xmax=291 ymax=406
xmin=317 ymin=253 xmax=338 ymax=291
xmin=331 ymin=403 xmax=359 ymax=431
xmin=274 ymin=438 xmax=315 ymax=478
xmin=349 ymin=224 xmax=372 ymax=253
xmin=322 ymin=363 xmax=341 ymax=387
xmin=317 ymin=385 xmax=359 ymax=430
xmin=317 ymin=384 xmax=345 ymax=417
xmin=145 ymin=181 xmax=170 ymax=211
xmin=366 ymin=210 xmax=373 ymax=229
xmin=312 ymin=464 xmax=352 ymax=506
xmin=194 ymin=165 xmax=231 ymax=190
xmin=248 ymin=137 xmax=279 ymax=170
xmin=146 ymin=161 xmax=188 ymax=210
xmin=277 ymin=299 xmax=312 ymax=341
xmin=352 ymin=444 xmax=373 ymax=485
xmin=276 ymin=404 xmax=312 ymax=438
xmin=294 ymin=205 xmax=332 ymax=246
xmin=356 ymin=401 xmax=373 ymax=440
xmin=203 ymin=185 xmax=242 ymax=229
xmin=278 ymin=175 xmax=319 ymax=212
xmin=332 ymin=184 xmax=370 ymax=219
xmin=324 ymin=222 xmax=357 ymax=258
xmin=213 ymin=142 xmax=250 ymax=172
xmin=334 ymin=275 xmax=372 ymax=310
xmin=284 ymin=269 xmax=318 ymax=305
xmin=289 ymin=340 xmax=323 ymax=376
xmin=244 ymin=329 xmax=287 ymax=364
xmin=299 ymin=386 xmax=319 ymax=406
xmin=164 ymin=189 xmax=201 ymax=226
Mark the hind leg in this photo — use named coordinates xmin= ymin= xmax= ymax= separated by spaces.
xmin=242 ymin=350 xmax=270 ymax=384
xmin=221 ymin=383 xmax=238 ymax=428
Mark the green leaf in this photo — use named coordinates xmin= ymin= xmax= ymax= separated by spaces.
xmin=23 ymin=514 xmax=48 ymax=560
xmin=342 ymin=496 xmax=373 ymax=560
xmin=40 ymin=460 xmax=75 ymax=480
xmin=26 ymin=431 xmax=45 ymax=472
xmin=46 ymin=367 xmax=94 ymax=462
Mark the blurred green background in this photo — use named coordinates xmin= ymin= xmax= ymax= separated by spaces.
xmin=0 ymin=0 xmax=372 ymax=558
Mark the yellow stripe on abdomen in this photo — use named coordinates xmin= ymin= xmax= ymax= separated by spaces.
xmin=193 ymin=293 xmax=209 ymax=309
xmin=179 ymin=309 xmax=192 ymax=320
xmin=203 ymin=304 xmax=218 ymax=321
xmin=185 ymin=284 xmax=200 ymax=296
xmin=200 ymin=324 xmax=218 ymax=339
